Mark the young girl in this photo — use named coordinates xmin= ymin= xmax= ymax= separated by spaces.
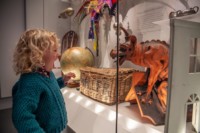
xmin=12 ymin=29 xmax=75 ymax=133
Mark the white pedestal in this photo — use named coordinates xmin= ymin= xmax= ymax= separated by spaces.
xmin=61 ymin=87 xmax=164 ymax=133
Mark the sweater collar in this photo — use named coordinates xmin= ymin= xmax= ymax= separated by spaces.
xmin=35 ymin=66 xmax=50 ymax=78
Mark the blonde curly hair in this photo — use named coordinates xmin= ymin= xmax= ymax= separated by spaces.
xmin=13 ymin=29 xmax=60 ymax=75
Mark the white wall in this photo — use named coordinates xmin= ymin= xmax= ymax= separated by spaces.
xmin=26 ymin=0 xmax=71 ymax=45
xmin=0 ymin=0 xmax=25 ymax=107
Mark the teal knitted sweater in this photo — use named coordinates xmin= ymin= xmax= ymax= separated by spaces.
xmin=12 ymin=72 xmax=67 ymax=133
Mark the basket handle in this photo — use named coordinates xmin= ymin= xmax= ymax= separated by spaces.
xmin=83 ymin=71 xmax=133 ymax=80
xmin=122 ymin=73 xmax=133 ymax=81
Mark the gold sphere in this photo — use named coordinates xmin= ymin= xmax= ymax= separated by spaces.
xmin=60 ymin=47 xmax=95 ymax=81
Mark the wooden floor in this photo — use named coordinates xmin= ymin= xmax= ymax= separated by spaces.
xmin=0 ymin=108 xmax=75 ymax=133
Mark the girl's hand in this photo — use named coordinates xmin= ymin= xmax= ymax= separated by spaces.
xmin=63 ymin=72 xmax=76 ymax=85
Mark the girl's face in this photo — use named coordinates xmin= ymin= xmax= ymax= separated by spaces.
xmin=43 ymin=41 xmax=59 ymax=71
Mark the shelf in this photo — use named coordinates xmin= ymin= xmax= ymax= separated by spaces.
xmin=61 ymin=87 xmax=164 ymax=133
xmin=153 ymin=13 xmax=200 ymax=26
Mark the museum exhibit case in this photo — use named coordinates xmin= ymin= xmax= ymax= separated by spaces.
xmin=58 ymin=0 xmax=200 ymax=133
xmin=1 ymin=0 xmax=200 ymax=133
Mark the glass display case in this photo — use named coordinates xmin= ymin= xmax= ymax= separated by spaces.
xmin=57 ymin=1 xmax=199 ymax=133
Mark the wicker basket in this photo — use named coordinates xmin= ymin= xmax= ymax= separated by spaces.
xmin=80 ymin=67 xmax=135 ymax=105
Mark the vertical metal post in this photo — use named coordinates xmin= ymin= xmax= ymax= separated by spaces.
xmin=115 ymin=0 xmax=119 ymax=133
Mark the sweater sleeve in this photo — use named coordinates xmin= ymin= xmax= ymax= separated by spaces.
xmin=12 ymin=83 xmax=45 ymax=133
xmin=57 ymin=77 xmax=65 ymax=88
